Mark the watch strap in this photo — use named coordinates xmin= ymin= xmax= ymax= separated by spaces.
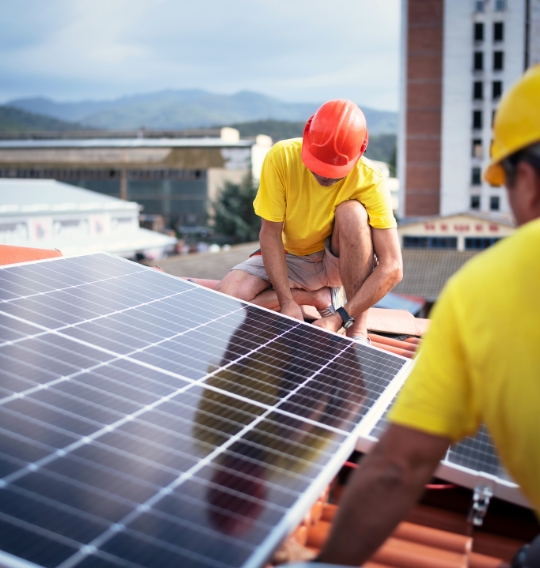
xmin=336 ymin=306 xmax=353 ymax=326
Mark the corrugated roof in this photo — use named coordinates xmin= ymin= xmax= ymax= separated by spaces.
xmin=0 ymin=179 xmax=137 ymax=214
xmin=392 ymin=250 xmax=479 ymax=300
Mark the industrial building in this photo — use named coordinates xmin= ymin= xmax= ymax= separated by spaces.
xmin=399 ymin=0 xmax=540 ymax=218
xmin=0 ymin=128 xmax=272 ymax=229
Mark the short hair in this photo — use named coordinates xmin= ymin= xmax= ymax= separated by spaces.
xmin=502 ymin=141 xmax=540 ymax=187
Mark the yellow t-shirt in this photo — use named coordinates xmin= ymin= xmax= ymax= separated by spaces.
xmin=254 ymin=139 xmax=396 ymax=256
xmin=389 ymin=217 xmax=540 ymax=514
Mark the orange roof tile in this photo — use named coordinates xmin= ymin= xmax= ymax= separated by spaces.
xmin=0 ymin=244 xmax=62 ymax=266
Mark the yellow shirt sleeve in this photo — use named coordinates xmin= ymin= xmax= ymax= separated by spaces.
xmin=347 ymin=160 xmax=397 ymax=230
xmin=389 ymin=279 xmax=480 ymax=441
xmin=363 ymin=177 xmax=397 ymax=230
xmin=253 ymin=152 xmax=286 ymax=223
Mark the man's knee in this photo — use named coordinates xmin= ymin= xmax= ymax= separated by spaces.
xmin=335 ymin=200 xmax=369 ymax=228
xmin=216 ymin=269 xmax=268 ymax=301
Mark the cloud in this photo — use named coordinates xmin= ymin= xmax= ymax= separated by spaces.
xmin=0 ymin=0 xmax=400 ymax=109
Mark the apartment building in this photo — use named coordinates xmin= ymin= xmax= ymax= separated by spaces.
xmin=399 ymin=0 xmax=540 ymax=219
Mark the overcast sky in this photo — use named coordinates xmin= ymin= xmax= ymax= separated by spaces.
xmin=0 ymin=0 xmax=401 ymax=110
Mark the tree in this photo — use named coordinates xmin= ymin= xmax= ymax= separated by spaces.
xmin=213 ymin=176 xmax=261 ymax=244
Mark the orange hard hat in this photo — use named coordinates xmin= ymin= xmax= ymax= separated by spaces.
xmin=301 ymin=99 xmax=368 ymax=178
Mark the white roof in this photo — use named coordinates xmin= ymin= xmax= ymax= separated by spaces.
xmin=50 ymin=227 xmax=177 ymax=258
xmin=0 ymin=138 xmax=253 ymax=150
xmin=0 ymin=179 xmax=137 ymax=215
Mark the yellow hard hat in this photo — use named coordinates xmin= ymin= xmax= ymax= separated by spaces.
xmin=484 ymin=64 xmax=540 ymax=186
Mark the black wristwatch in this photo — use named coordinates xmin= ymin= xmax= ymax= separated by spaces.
xmin=336 ymin=306 xmax=355 ymax=329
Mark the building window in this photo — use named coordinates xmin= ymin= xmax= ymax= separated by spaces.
xmin=493 ymin=22 xmax=504 ymax=41
xmin=492 ymin=110 xmax=497 ymax=126
xmin=493 ymin=51 xmax=504 ymax=71
xmin=492 ymin=81 xmax=503 ymax=100
xmin=490 ymin=195 xmax=500 ymax=211
xmin=494 ymin=0 xmax=506 ymax=11
xmin=473 ymin=81 xmax=483 ymax=100
xmin=403 ymin=237 xmax=458 ymax=250
xmin=465 ymin=237 xmax=501 ymax=250
xmin=474 ymin=22 xmax=484 ymax=42
xmin=471 ymin=195 xmax=481 ymax=210
xmin=474 ymin=0 xmax=485 ymax=12
xmin=472 ymin=139 xmax=483 ymax=158
xmin=474 ymin=51 xmax=484 ymax=71
xmin=473 ymin=110 xmax=483 ymax=130
xmin=471 ymin=168 xmax=482 ymax=185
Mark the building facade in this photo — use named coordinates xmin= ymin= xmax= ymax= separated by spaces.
xmin=397 ymin=212 xmax=514 ymax=251
xmin=0 ymin=129 xmax=272 ymax=229
xmin=399 ymin=0 xmax=540 ymax=219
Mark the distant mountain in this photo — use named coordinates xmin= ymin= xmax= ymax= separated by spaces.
xmin=0 ymin=105 xmax=85 ymax=132
xmin=7 ymin=90 xmax=397 ymax=134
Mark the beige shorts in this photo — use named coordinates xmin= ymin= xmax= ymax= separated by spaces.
xmin=232 ymin=239 xmax=342 ymax=291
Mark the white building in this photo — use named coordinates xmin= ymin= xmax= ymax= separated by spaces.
xmin=399 ymin=0 xmax=540 ymax=219
xmin=0 ymin=179 xmax=177 ymax=259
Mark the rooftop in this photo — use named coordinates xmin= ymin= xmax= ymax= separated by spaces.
xmin=0 ymin=137 xmax=253 ymax=149
xmin=0 ymin=179 xmax=137 ymax=214
xmin=399 ymin=211 xmax=515 ymax=229
xmin=393 ymin=249 xmax=480 ymax=301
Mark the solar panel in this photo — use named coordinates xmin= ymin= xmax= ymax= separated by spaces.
xmin=0 ymin=253 xmax=411 ymax=568
xmin=364 ymin=391 xmax=529 ymax=508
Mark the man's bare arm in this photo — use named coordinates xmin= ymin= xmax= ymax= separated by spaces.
xmin=318 ymin=424 xmax=451 ymax=566
xmin=347 ymin=226 xmax=402 ymax=316
xmin=259 ymin=219 xmax=303 ymax=320
xmin=313 ymin=226 xmax=402 ymax=334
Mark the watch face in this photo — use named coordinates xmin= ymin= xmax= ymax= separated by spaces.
xmin=343 ymin=319 xmax=355 ymax=329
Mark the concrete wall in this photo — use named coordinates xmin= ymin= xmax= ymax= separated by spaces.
xmin=206 ymin=168 xmax=248 ymax=222
xmin=529 ymin=0 xmax=540 ymax=66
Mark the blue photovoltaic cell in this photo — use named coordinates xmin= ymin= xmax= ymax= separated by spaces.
xmin=369 ymin=396 xmax=512 ymax=486
xmin=445 ymin=425 xmax=510 ymax=480
xmin=0 ymin=253 xmax=409 ymax=568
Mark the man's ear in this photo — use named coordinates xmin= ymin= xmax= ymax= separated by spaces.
xmin=516 ymin=161 xmax=540 ymax=210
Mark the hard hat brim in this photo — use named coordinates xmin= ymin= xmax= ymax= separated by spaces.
xmin=301 ymin=140 xmax=358 ymax=179
xmin=483 ymin=162 xmax=505 ymax=186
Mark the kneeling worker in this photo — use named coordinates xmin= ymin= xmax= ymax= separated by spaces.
xmin=217 ymin=100 xmax=403 ymax=343
xmin=316 ymin=66 xmax=540 ymax=566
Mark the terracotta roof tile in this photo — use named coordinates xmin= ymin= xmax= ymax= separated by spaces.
xmin=0 ymin=244 xmax=62 ymax=266
xmin=274 ymin=492 xmax=516 ymax=568
xmin=393 ymin=250 xmax=479 ymax=300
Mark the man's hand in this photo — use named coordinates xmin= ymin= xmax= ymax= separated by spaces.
xmin=279 ymin=299 xmax=304 ymax=321
xmin=312 ymin=313 xmax=342 ymax=333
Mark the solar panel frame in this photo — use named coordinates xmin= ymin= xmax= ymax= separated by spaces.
xmin=0 ymin=253 xmax=414 ymax=568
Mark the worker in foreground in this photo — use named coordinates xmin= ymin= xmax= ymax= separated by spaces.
xmin=216 ymin=100 xmax=402 ymax=343
xmin=314 ymin=65 xmax=540 ymax=566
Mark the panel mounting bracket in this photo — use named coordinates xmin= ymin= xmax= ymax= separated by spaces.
xmin=467 ymin=476 xmax=495 ymax=527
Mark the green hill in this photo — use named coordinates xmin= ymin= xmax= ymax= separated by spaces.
xmin=8 ymin=90 xmax=397 ymax=134
xmin=0 ymin=105 xmax=84 ymax=132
